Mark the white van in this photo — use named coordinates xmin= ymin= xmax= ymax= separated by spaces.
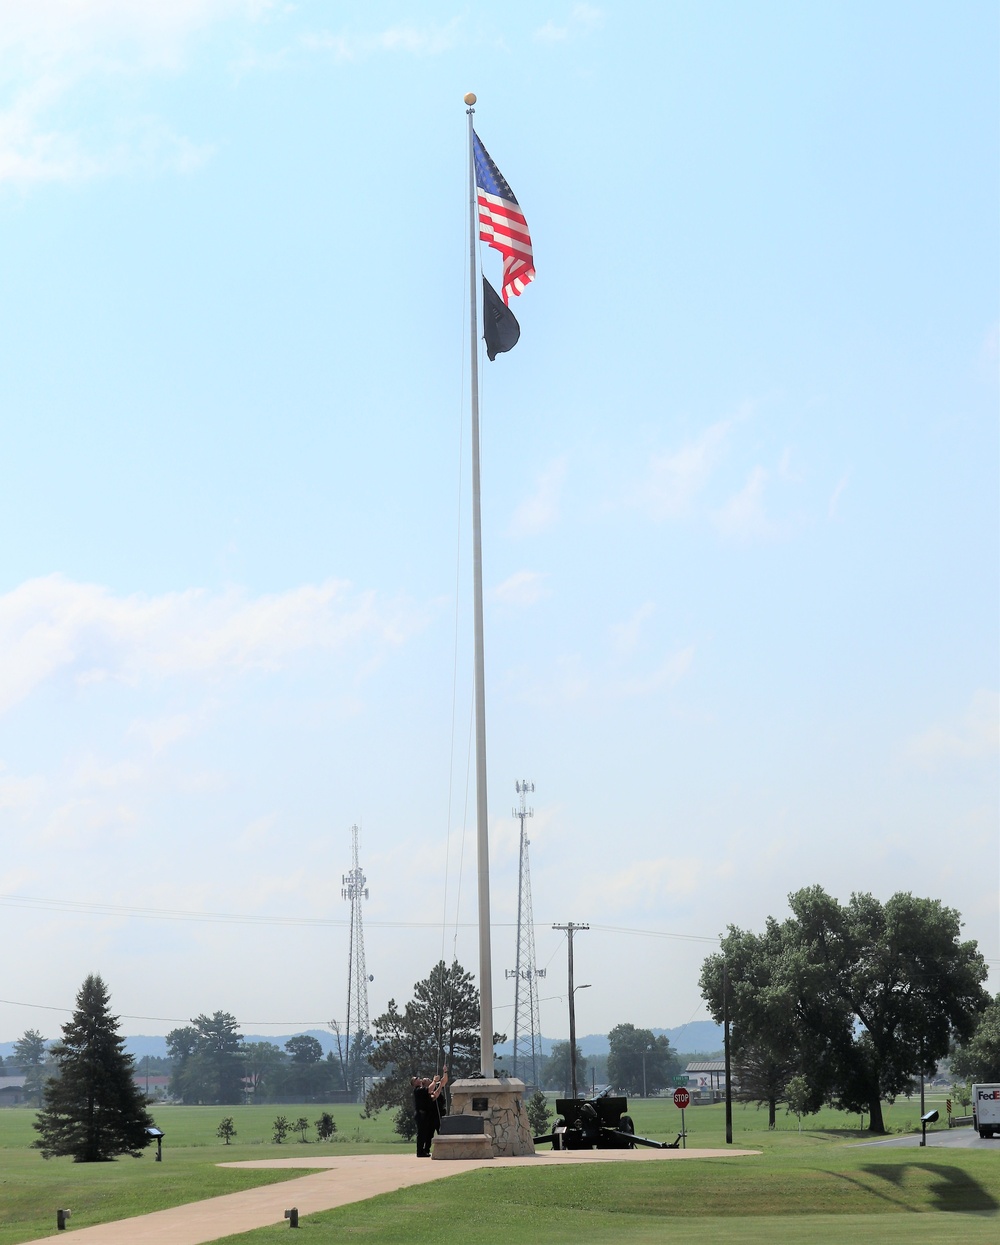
xmin=972 ymin=1084 xmax=1000 ymax=1139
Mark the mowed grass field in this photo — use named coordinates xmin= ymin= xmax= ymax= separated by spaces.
xmin=2 ymin=1093 xmax=997 ymax=1244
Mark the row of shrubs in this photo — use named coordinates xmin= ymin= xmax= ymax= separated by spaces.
xmin=216 ymin=1112 xmax=337 ymax=1145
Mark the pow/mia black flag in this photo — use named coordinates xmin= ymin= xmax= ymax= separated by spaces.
xmin=482 ymin=275 xmax=520 ymax=361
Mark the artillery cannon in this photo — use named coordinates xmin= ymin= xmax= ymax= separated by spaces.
xmin=534 ymin=1092 xmax=678 ymax=1150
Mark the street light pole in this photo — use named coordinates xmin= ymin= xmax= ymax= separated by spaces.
xmin=569 ymin=983 xmax=591 ymax=1098
xmin=642 ymin=1043 xmax=654 ymax=1098
xmin=723 ymin=958 xmax=733 ymax=1145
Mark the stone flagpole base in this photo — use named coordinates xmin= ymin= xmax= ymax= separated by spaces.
xmin=432 ymin=1077 xmax=535 ymax=1160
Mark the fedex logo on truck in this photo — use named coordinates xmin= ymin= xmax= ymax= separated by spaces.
xmin=977 ymin=1089 xmax=1000 ymax=1101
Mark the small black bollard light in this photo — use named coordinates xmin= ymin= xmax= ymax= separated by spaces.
xmin=919 ymin=1109 xmax=939 ymax=1147
xmin=56 ymin=1209 xmax=71 ymax=1231
xmin=284 ymin=1207 xmax=299 ymax=1228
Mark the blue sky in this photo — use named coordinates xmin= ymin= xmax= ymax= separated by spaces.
xmin=0 ymin=1 xmax=996 ymax=1047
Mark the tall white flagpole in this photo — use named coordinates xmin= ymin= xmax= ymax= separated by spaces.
xmin=465 ymin=92 xmax=494 ymax=1078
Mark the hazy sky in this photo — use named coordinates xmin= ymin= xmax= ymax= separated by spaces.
xmin=1 ymin=1 xmax=997 ymax=1048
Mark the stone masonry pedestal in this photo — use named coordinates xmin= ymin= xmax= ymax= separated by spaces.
xmin=432 ymin=1077 xmax=535 ymax=1160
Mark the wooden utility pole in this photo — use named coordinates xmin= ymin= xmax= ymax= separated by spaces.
xmin=553 ymin=922 xmax=589 ymax=1098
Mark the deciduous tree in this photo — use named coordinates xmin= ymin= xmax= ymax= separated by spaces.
xmin=701 ymin=886 xmax=989 ymax=1132
xmin=240 ymin=1040 xmax=285 ymax=1102
xmin=33 ymin=975 xmax=154 ymax=1162
xmin=607 ymin=1024 xmax=679 ymax=1096
xmin=952 ymin=993 xmax=1000 ymax=1083
xmin=167 ymin=1012 xmax=244 ymax=1104
xmin=541 ymin=1042 xmax=588 ymax=1095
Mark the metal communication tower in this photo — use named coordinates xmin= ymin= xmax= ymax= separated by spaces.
xmin=505 ymin=780 xmax=545 ymax=1088
xmin=341 ymin=825 xmax=370 ymax=1092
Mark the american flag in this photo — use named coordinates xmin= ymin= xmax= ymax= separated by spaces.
xmin=473 ymin=131 xmax=535 ymax=305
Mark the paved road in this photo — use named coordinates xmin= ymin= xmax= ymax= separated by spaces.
xmin=853 ymin=1125 xmax=998 ymax=1150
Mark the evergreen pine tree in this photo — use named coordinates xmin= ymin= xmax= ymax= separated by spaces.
xmin=33 ymin=974 xmax=155 ymax=1161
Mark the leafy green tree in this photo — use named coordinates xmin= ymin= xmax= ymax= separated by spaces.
xmin=541 ymin=1041 xmax=588 ymax=1095
xmin=279 ymin=1035 xmax=330 ymax=1101
xmin=33 ymin=975 xmax=154 ymax=1162
xmin=286 ymin=1035 xmax=323 ymax=1064
xmin=952 ymin=994 xmax=1000 ymax=1083
xmin=294 ymin=1116 xmax=310 ymax=1142
xmin=272 ymin=1115 xmax=290 ymax=1143
xmin=167 ymin=1012 xmax=244 ymax=1104
xmin=216 ymin=1117 xmax=236 ymax=1144
xmin=607 ymin=1025 xmax=679 ymax=1096
xmin=700 ymin=921 xmax=809 ymax=1127
xmin=240 ymin=1040 xmax=286 ymax=1102
xmin=732 ymin=1040 xmax=798 ymax=1128
xmin=784 ymin=1075 xmax=814 ymax=1128
xmin=14 ymin=1029 xmax=49 ymax=1107
xmin=315 ymin=1111 xmax=337 ymax=1141
xmin=701 ymin=886 xmax=989 ymax=1132
xmin=526 ymin=1089 xmax=552 ymax=1135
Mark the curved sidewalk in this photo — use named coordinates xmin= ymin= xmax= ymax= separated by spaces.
xmin=34 ymin=1147 xmax=760 ymax=1243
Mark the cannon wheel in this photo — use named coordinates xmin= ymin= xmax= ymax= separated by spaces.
xmin=618 ymin=1115 xmax=636 ymax=1148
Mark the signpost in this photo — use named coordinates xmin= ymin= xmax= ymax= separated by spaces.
xmin=673 ymin=1087 xmax=690 ymax=1148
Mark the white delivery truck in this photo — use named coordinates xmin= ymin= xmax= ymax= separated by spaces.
xmin=972 ymin=1084 xmax=1000 ymax=1139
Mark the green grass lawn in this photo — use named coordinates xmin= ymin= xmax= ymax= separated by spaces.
xmin=0 ymin=1101 xmax=399 ymax=1245
xmin=1 ymin=1093 xmax=992 ymax=1245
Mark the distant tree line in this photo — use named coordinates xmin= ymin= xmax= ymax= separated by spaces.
xmin=538 ymin=1027 xmax=681 ymax=1096
xmin=700 ymin=885 xmax=991 ymax=1132
xmin=165 ymin=1015 xmax=368 ymax=1105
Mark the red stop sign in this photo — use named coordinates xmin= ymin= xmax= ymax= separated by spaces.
xmin=673 ymin=1087 xmax=691 ymax=1109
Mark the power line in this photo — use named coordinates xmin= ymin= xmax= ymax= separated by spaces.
xmin=0 ymin=894 xmax=722 ymax=942
xmin=0 ymin=997 xmax=337 ymax=1026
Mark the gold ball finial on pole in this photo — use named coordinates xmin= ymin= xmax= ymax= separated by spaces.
xmin=464 ymin=92 xmax=477 ymax=105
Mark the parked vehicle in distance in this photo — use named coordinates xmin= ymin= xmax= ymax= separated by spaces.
xmin=972 ymin=1084 xmax=1000 ymax=1139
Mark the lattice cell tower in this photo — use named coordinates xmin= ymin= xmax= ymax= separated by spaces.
xmin=505 ymin=780 xmax=546 ymax=1088
xmin=342 ymin=824 xmax=370 ymax=1080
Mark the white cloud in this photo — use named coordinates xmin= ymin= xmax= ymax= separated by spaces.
xmin=0 ymin=574 xmax=424 ymax=716
xmin=0 ymin=0 xmax=270 ymax=186
xmin=534 ymin=4 xmax=603 ymax=43
xmin=579 ymin=853 xmax=706 ymax=911
xmin=713 ymin=465 xmax=779 ymax=542
xmin=609 ymin=603 xmax=655 ymax=659
xmin=828 ymin=471 xmax=850 ymax=521
xmin=638 ymin=418 xmax=732 ymax=520
xmin=491 ymin=570 xmax=549 ymax=607
xmin=905 ymin=690 xmax=1000 ymax=769
xmin=611 ymin=644 xmax=695 ymax=698
xmin=509 ymin=457 xmax=567 ymax=537
xmin=0 ymin=765 xmax=44 ymax=812
xmin=301 ymin=18 xmax=463 ymax=62
xmin=127 ymin=711 xmax=202 ymax=754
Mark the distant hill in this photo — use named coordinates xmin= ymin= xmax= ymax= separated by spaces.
xmin=4 ymin=1022 xmax=724 ymax=1064
xmin=488 ymin=1021 xmax=724 ymax=1060
xmin=116 ymin=1031 xmax=340 ymax=1061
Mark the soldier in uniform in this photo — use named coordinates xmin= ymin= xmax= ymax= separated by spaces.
xmin=412 ymin=1068 xmax=448 ymax=1157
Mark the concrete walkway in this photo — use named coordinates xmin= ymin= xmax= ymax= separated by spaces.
xmin=35 ymin=1147 xmax=760 ymax=1243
